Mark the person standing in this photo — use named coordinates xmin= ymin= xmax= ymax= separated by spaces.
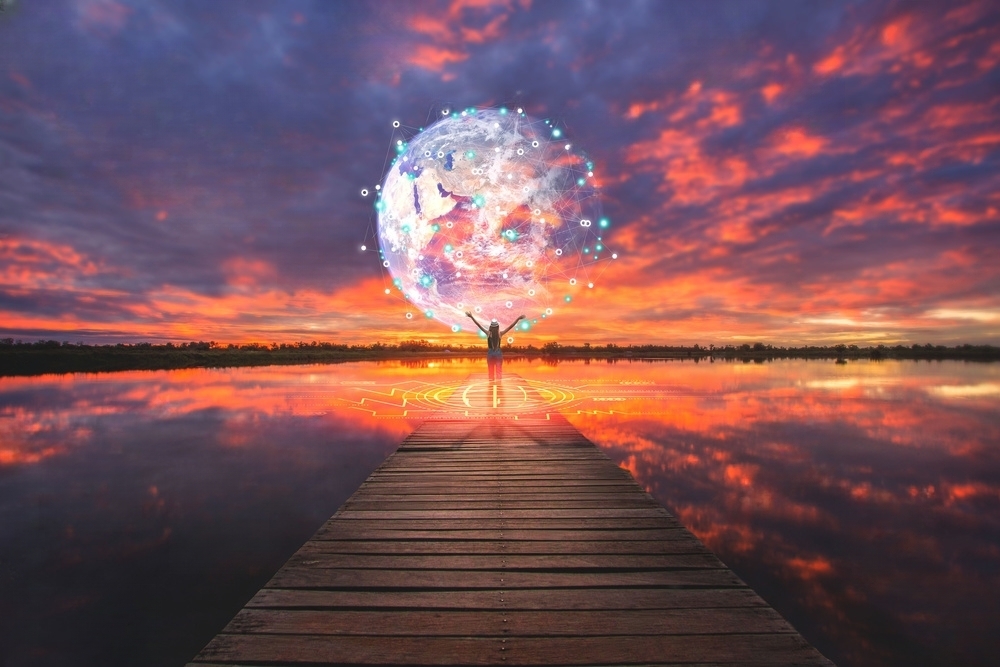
xmin=466 ymin=312 xmax=524 ymax=382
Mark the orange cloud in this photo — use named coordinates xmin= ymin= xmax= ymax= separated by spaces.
xmin=400 ymin=0 xmax=528 ymax=73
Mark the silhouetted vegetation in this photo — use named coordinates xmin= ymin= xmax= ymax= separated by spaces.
xmin=1 ymin=338 xmax=997 ymax=377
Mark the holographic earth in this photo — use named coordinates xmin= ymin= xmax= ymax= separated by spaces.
xmin=374 ymin=107 xmax=616 ymax=335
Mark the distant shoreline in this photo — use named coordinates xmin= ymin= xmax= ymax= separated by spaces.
xmin=1 ymin=339 xmax=997 ymax=377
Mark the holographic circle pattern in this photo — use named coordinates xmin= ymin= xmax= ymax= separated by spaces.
xmin=375 ymin=107 xmax=616 ymax=334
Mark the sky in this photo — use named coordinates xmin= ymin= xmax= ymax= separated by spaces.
xmin=0 ymin=0 xmax=998 ymax=346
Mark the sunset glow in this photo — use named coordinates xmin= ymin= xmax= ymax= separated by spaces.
xmin=0 ymin=1 xmax=997 ymax=345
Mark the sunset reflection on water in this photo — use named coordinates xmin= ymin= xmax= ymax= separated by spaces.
xmin=1 ymin=358 xmax=998 ymax=666
xmin=560 ymin=358 xmax=1000 ymax=667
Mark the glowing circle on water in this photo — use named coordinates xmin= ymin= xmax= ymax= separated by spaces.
xmin=375 ymin=107 xmax=614 ymax=328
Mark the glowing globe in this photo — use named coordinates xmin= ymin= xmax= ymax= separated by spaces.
xmin=375 ymin=107 xmax=613 ymax=334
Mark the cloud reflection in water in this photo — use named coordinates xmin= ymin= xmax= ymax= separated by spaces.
xmin=0 ymin=358 xmax=998 ymax=666
xmin=563 ymin=358 xmax=1000 ymax=667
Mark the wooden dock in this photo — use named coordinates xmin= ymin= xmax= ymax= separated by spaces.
xmin=190 ymin=375 xmax=831 ymax=666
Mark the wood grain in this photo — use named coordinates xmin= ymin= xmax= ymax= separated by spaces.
xmin=189 ymin=376 xmax=833 ymax=666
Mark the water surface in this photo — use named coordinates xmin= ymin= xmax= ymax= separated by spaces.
xmin=1 ymin=359 xmax=997 ymax=666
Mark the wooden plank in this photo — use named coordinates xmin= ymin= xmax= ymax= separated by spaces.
xmin=282 ymin=552 xmax=723 ymax=570
xmin=337 ymin=506 xmax=666 ymax=521
xmin=192 ymin=633 xmax=830 ymax=665
xmin=343 ymin=499 xmax=660 ymax=510
xmin=297 ymin=538 xmax=708 ymax=554
xmin=246 ymin=587 xmax=772 ymax=611
xmin=313 ymin=517 xmax=684 ymax=531
xmin=349 ymin=491 xmax=651 ymax=500
xmin=189 ymin=376 xmax=831 ymax=666
xmin=267 ymin=567 xmax=739 ymax=590
xmin=225 ymin=607 xmax=796 ymax=636
xmin=311 ymin=527 xmax=693 ymax=541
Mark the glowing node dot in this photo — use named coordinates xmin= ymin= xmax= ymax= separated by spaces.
xmin=552 ymin=128 xmax=562 ymax=138
xmin=569 ymin=278 xmax=577 ymax=285
xmin=517 ymin=148 xmax=524 ymax=155
xmin=545 ymin=308 xmax=553 ymax=315
xmin=361 ymin=189 xmax=369 ymax=196
xmin=361 ymin=244 xmax=367 ymax=251
xmin=474 ymin=306 xmax=482 ymax=313
xmin=502 ymin=272 xmax=509 ymax=279
xmin=555 ymin=249 xmax=563 ymax=256
xmin=375 ymin=184 xmax=380 ymax=190
xmin=505 ymin=301 xmax=513 ymax=308
xmin=382 ymin=260 xmax=390 ymax=267
xmin=446 ymin=221 xmax=454 ymax=228
xmin=528 ymin=289 xmax=535 ymax=296
xmin=406 ymin=312 xmax=413 ymax=319
xmin=531 ymin=140 xmax=539 ymax=147
xmin=517 ymin=107 xmax=523 ymax=113
xmin=588 ymin=282 xmax=594 ymax=288
xmin=452 ymin=324 xmax=460 ymax=332
xmin=384 ymin=288 xmax=390 ymax=294
xmin=565 ymin=295 xmax=572 ymax=302
xmin=565 ymin=144 xmax=571 ymax=150
xmin=612 ymin=253 xmax=618 ymax=259
xmin=526 ymin=260 xmax=533 ymax=267
xmin=507 ymin=336 xmax=514 ymax=344
xmin=442 ymin=109 xmax=449 ymax=115
xmin=392 ymin=120 xmax=400 ymax=128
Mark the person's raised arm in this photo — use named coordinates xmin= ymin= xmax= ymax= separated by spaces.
xmin=500 ymin=314 xmax=526 ymax=336
xmin=465 ymin=311 xmax=489 ymax=335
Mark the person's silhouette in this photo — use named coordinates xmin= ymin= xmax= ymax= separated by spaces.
xmin=466 ymin=312 xmax=524 ymax=382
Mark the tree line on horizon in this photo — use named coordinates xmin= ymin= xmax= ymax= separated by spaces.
xmin=1 ymin=336 xmax=998 ymax=379
xmin=2 ymin=337 xmax=997 ymax=354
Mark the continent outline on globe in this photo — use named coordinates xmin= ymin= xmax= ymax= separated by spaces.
xmin=373 ymin=106 xmax=616 ymax=336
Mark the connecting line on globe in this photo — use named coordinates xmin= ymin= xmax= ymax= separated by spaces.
xmin=357 ymin=103 xmax=621 ymax=342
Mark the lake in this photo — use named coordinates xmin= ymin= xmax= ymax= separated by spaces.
xmin=1 ymin=358 xmax=998 ymax=666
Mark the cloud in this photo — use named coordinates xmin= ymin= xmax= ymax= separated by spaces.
xmin=0 ymin=0 xmax=997 ymax=344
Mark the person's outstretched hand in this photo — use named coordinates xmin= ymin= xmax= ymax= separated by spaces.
xmin=518 ymin=314 xmax=526 ymax=320
xmin=465 ymin=311 xmax=473 ymax=318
